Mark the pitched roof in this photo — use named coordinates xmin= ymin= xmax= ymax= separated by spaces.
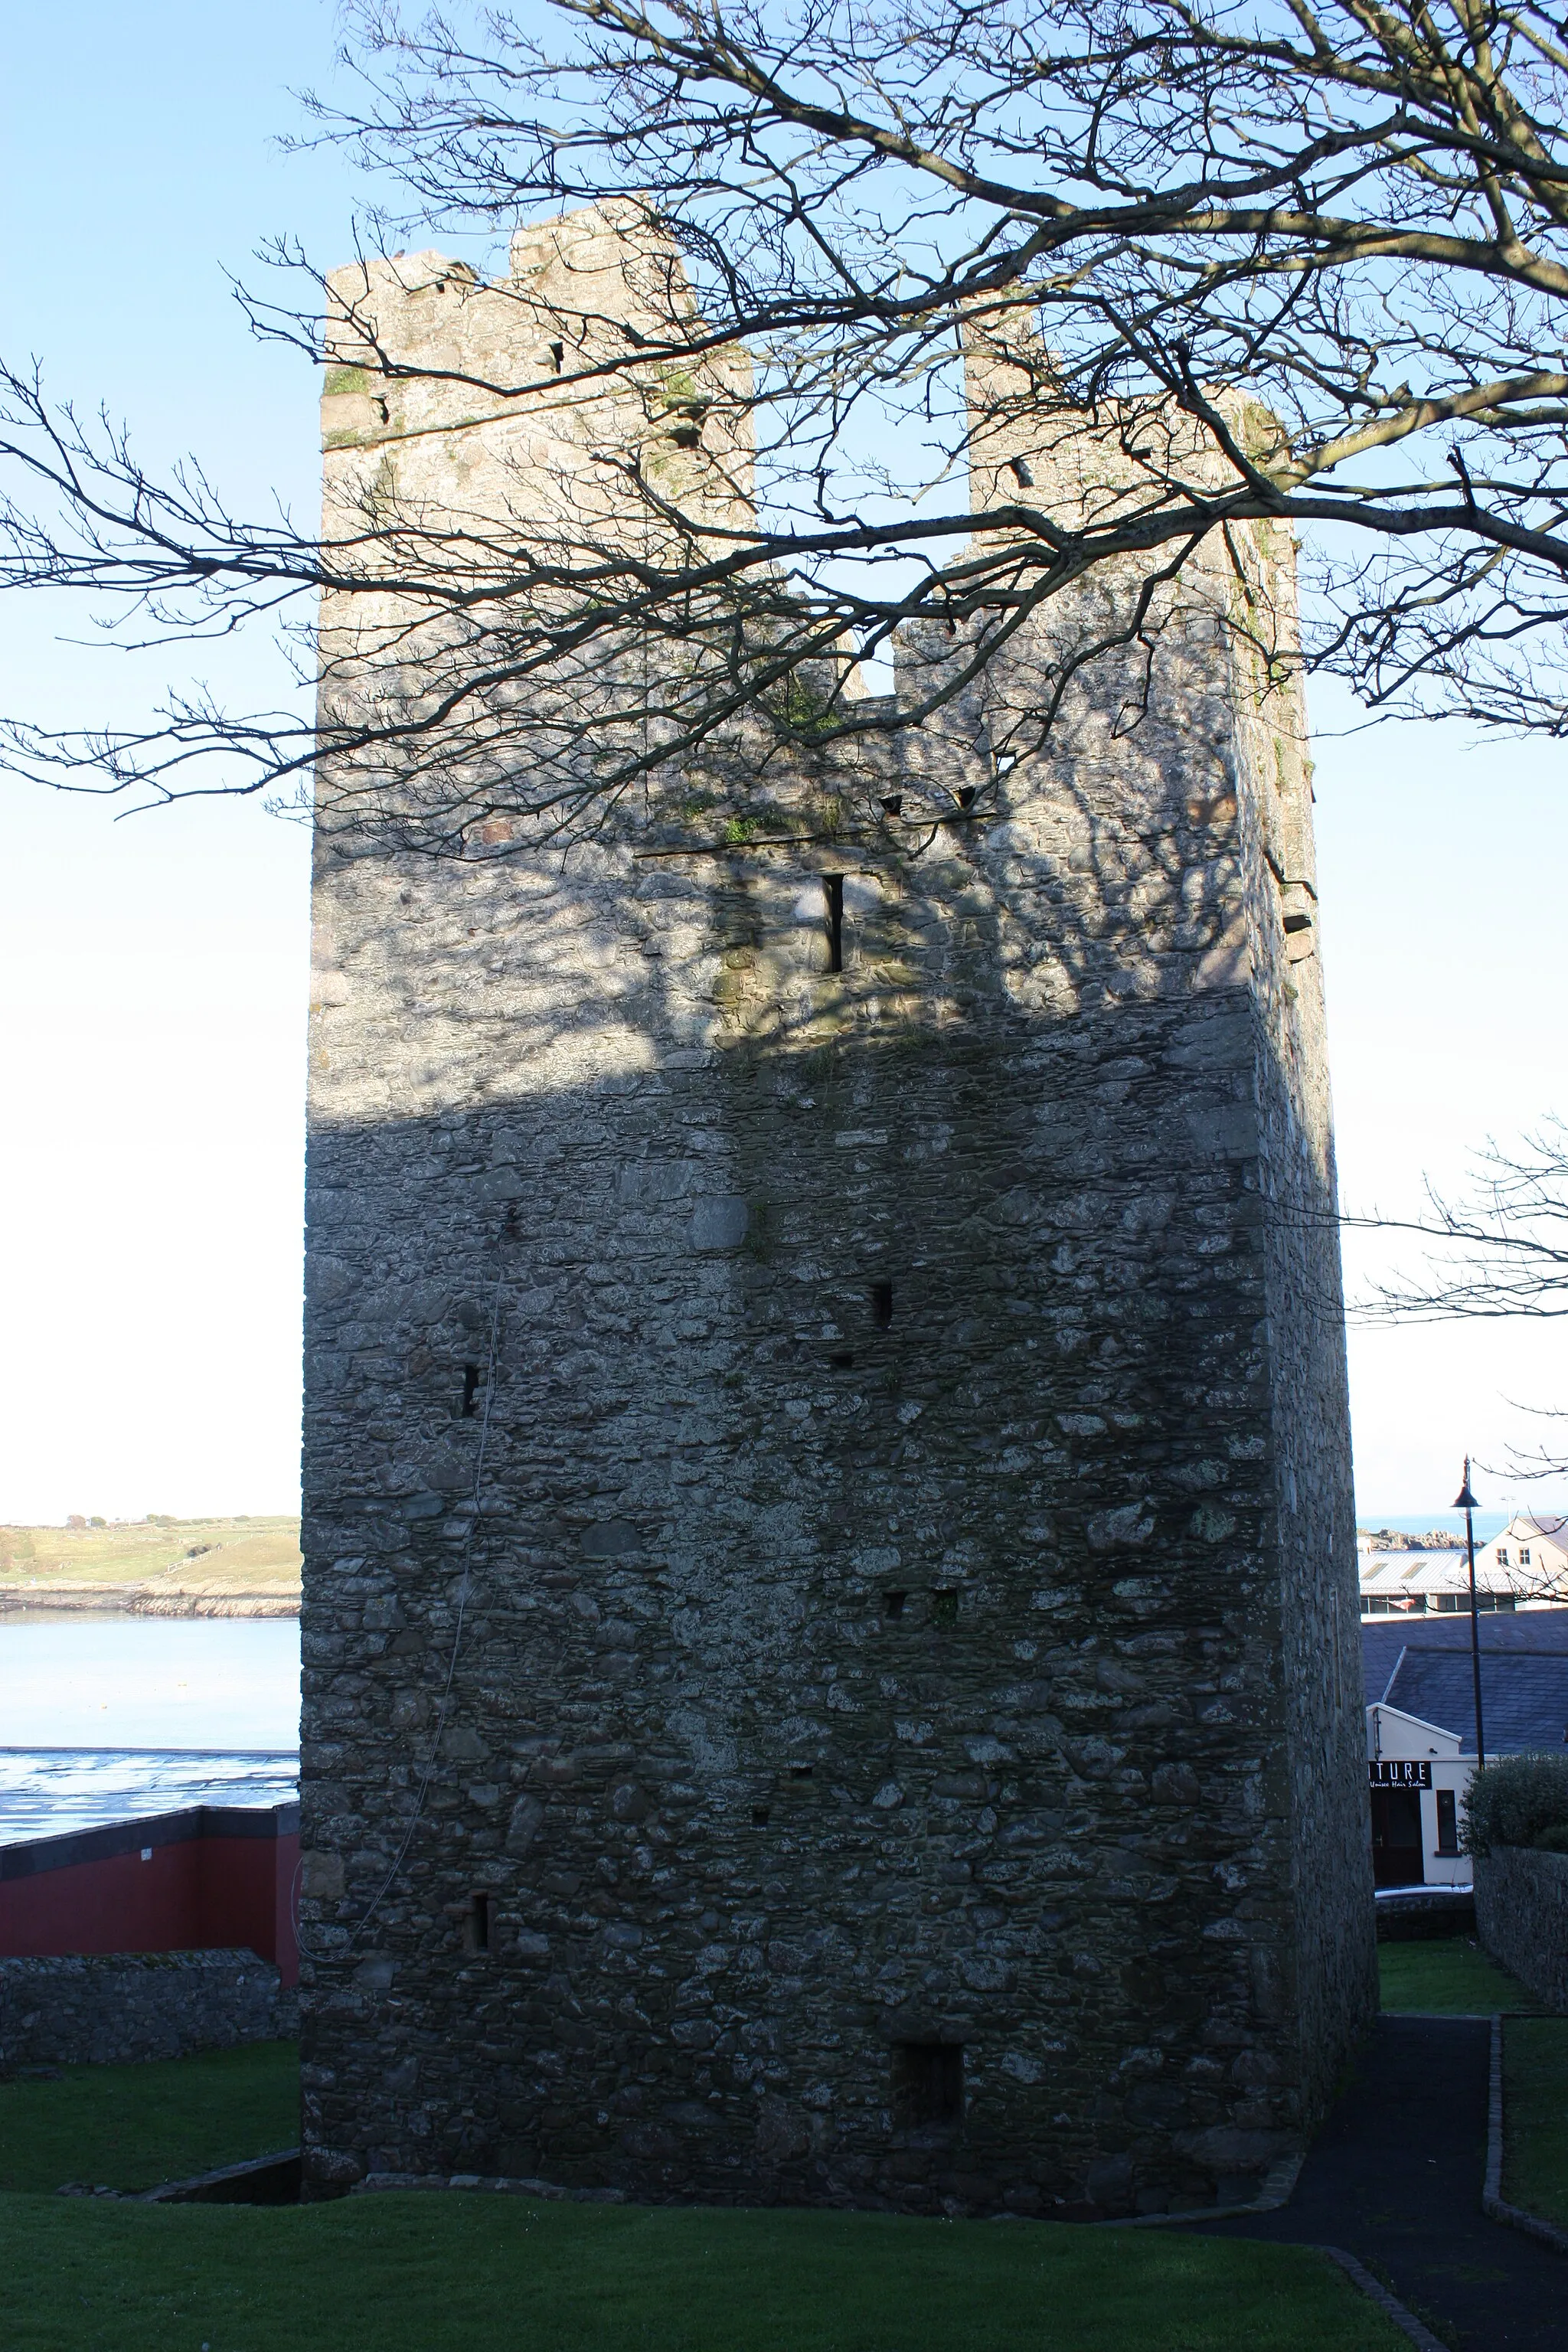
xmin=1374 ymin=1644 xmax=1568 ymax=1755
xmin=1360 ymin=1554 xmax=1517 ymax=1594
xmin=1361 ymin=1606 xmax=1568 ymax=1698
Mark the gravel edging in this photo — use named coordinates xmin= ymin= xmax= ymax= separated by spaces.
xmin=1483 ymin=2014 xmax=1568 ymax=2256
xmin=1316 ymin=2246 xmax=1451 ymax=2350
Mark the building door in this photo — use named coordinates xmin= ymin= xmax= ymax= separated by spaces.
xmin=1370 ymin=1787 xmax=1425 ymax=1887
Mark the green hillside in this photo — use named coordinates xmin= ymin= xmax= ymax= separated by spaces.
xmin=0 ymin=1515 xmax=301 ymax=1613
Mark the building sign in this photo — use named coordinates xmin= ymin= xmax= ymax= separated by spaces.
xmin=1369 ymin=1760 xmax=1432 ymax=1788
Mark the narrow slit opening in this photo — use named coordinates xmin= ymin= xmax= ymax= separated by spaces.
xmin=882 ymin=1590 xmax=907 ymax=1621
xmin=462 ymin=1891 xmax=492 ymax=1955
xmin=932 ymin=1588 xmax=959 ymax=1626
xmin=461 ymin=1364 xmax=481 ymax=1418
xmin=870 ymin=1281 xmax=893 ymax=1328
xmin=823 ymin=874 xmax=844 ymax=973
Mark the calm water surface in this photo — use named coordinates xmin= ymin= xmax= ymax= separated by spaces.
xmin=0 ymin=1615 xmax=299 ymax=1842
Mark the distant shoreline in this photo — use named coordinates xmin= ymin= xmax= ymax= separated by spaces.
xmin=0 ymin=1589 xmax=299 ymax=1619
xmin=0 ymin=1513 xmax=302 ymax=1622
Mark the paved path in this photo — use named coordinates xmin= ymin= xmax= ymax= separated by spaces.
xmin=1191 ymin=2016 xmax=1565 ymax=2351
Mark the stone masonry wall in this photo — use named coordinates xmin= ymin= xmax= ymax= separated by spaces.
xmin=297 ymin=209 xmax=1374 ymax=2214
xmin=0 ymin=1952 xmax=296 ymax=2070
xmin=1476 ymin=1849 xmax=1568 ymax=2013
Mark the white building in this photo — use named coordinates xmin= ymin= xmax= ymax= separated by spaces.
xmin=1363 ymin=1614 xmax=1568 ymax=1887
xmin=1365 ymin=1704 xmax=1472 ymax=1889
xmin=1359 ymin=1514 xmax=1568 ymax=1618
xmin=1360 ymin=1550 xmax=1516 ymax=1617
xmin=1475 ymin=1514 xmax=1568 ymax=1606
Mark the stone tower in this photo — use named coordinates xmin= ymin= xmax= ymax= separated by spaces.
xmin=297 ymin=205 xmax=1376 ymax=2213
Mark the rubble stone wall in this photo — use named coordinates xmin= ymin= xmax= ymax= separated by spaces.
xmin=1476 ymin=1848 xmax=1568 ymax=2013
xmin=0 ymin=1952 xmax=296 ymax=2070
xmin=297 ymin=209 xmax=1374 ymax=2215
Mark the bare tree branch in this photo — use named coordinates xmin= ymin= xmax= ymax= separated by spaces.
xmin=1349 ymin=1117 xmax=1568 ymax=1480
xmin=11 ymin=0 xmax=1568 ymax=830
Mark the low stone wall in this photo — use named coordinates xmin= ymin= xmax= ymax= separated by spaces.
xmin=1376 ymin=1888 xmax=1476 ymax=1942
xmin=0 ymin=1950 xmax=299 ymax=2069
xmin=1475 ymin=1849 xmax=1568 ymax=2014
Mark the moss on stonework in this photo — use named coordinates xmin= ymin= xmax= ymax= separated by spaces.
xmin=324 ymin=365 xmax=371 ymax=397
xmin=768 ymin=677 xmax=837 ymax=743
xmin=653 ymin=364 xmax=707 ymax=416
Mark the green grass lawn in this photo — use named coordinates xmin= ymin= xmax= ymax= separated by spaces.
xmin=1377 ymin=1935 xmax=1540 ymax=2014
xmin=0 ymin=2041 xmax=299 ymax=2195
xmin=0 ymin=2194 xmax=1413 ymax=2352
xmin=1503 ymin=2017 xmax=1568 ymax=2230
xmin=0 ymin=2043 xmax=1411 ymax=2352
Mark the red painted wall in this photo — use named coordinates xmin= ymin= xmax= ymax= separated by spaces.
xmin=0 ymin=1812 xmax=299 ymax=1986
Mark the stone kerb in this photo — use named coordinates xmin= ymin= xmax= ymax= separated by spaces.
xmin=1475 ymin=1847 xmax=1568 ymax=2014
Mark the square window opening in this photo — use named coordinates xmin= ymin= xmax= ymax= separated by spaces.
xmin=892 ymin=2041 xmax=964 ymax=2132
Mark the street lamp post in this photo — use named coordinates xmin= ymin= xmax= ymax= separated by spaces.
xmin=1453 ymin=1458 xmax=1487 ymax=1770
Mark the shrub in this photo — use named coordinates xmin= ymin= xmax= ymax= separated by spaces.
xmin=1462 ymin=1753 xmax=1568 ymax=1857
xmin=1537 ymin=1823 xmax=1568 ymax=1855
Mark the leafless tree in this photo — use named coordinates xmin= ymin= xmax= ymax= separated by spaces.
xmin=7 ymin=0 xmax=1568 ymax=839
xmin=1353 ymin=1119 xmax=1568 ymax=1321
xmin=1350 ymin=1117 xmax=1568 ymax=1479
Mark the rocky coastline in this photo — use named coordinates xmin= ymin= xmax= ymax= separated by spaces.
xmin=0 ymin=1514 xmax=302 ymax=1620
xmin=0 ymin=1585 xmax=299 ymax=1619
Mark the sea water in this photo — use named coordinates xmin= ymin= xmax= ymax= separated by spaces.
xmin=0 ymin=1614 xmax=299 ymax=1842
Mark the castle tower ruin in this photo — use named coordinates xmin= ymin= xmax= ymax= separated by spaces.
xmin=297 ymin=207 xmax=1376 ymax=2215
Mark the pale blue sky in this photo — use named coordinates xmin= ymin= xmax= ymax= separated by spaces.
xmin=1 ymin=0 xmax=1563 ymax=1521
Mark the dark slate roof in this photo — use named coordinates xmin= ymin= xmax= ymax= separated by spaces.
xmin=1372 ymin=1641 xmax=1568 ymax=1755
xmin=1361 ymin=1607 xmax=1568 ymax=1707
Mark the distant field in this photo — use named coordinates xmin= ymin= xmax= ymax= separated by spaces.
xmin=0 ymin=1516 xmax=301 ymax=1615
